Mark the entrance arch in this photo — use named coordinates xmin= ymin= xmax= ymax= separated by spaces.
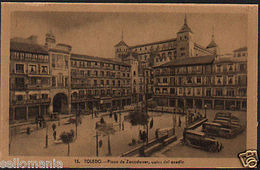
xmin=53 ymin=93 xmax=68 ymax=113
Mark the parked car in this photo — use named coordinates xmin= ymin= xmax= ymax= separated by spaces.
xmin=182 ymin=129 xmax=223 ymax=152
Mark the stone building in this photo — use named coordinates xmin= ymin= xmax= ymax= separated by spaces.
xmin=9 ymin=36 xmax=51 ymax=122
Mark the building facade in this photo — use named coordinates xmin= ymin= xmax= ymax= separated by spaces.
xmin=10 ymin=32 xmax=132 ymax=123
xmin=114 ymin=15 xmax=217 ymax=103
xmin=9 ymin=36 xmax=51 ymax=122
xmin=153 ymin=48 xmax=247 ymax=111
xmin=70 ymin=54 xmax=131 ymax=113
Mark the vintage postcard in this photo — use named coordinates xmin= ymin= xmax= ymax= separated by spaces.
xmin=0 ymin=3 xmax=258 ymax=168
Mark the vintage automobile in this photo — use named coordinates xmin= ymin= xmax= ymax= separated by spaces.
xmin=182 ymin=129 xmax=223 ymax=152
xmin=202 ymin=120 xmax=244 ymax=138
xmin=215 ymin=112 xmax=232 ymax=119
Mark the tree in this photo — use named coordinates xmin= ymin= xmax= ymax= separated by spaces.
xmin=60 ymin=129 xmax=75 ymax=156
xmin=127 ymin=107 xmax=150 ymax=144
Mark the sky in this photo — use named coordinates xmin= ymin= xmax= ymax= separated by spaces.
xmin=11 ymin=11 xmax=247 ymax=58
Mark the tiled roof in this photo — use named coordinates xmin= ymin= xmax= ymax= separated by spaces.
xmin=207 ymin=40 xmax=217 ymax=48
xmin=114 ymin=40 xmax=128 ymax=47
xmin=155 ymin=55 xmax=215 ymax=68
xmin=177 ymin=23 xmax=193 ymax=34
xmin=233 ymin=47 xmax=247 ymax=52
xmin=129 ymin=38 xmax=177 ymax=49
xmin=215 ymin=56 xmax=247 ymax=63
xmin=10 ymin=40 xmax=48 ymax=55
xmin=71 ymin=53 xmax=131 ymax=67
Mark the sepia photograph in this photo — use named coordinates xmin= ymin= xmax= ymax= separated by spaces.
xmin=1 ymin=3 xmax=258 ymax=168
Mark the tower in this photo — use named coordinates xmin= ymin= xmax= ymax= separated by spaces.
xmin=206 ymin=27 xmax=219 ymax=55
xmin=45 ymin=30 xmax=56 ymax=49
xmin=114 ymin=30 xmax=129 ymax=61
xmin=176 ymin=14 xmax=195 ymax=58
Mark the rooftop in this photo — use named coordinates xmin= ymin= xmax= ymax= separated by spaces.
xmin=71 ymin=53 xmax=131 ymax=67
xmin=114 ymin=40 xmax=128 ymax=47
xmin=10 ymin=39 xmax=48 ymax=55
xmin=129 ymin=38 xmax=177 ymax=49
xmin=155 ymin=55 xmax=215 ymax=68
xmin=233 ymin=47 xmax=247 ymax=52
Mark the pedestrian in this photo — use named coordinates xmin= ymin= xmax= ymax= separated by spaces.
xmin=139 ymin=130 xmax=142 ymax=140
xmin=35 ymin=116 xmax=39 ymax=129
xmin=179 ymin=116 xmax=182 ymax=127
xmin=122 ymin=121 xmax=124 ymax=130
xmin=53 ymin=130 xmax=56 ymax=140
xmin=109 ymin=110 xmax=113 ymax=118
xmin=142 ymin=131 xmax=146 ymax=143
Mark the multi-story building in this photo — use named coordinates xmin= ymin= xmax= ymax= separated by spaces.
xmin=44 ymin=31 xmax=72 ymax=115
xmin=9 ymin=36 xmax=51 ymax=122
xmin=114 ymin=15 xmax=217 ymax=103
xmin=153 ymin=47 xmax=247 ymax=111
xmin=70 ymin=53 xmax=131 ymax=113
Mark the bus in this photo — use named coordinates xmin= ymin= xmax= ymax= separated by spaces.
xmin=182 ymin=129 xmax=223 ymax=152
xmin=202 ymin=121 xmax=243 ymax=138
xmin=215 ymin=112 xmax=232 ymax=119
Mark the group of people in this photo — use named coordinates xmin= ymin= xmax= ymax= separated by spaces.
xmin=35 ymin=115 xmax=46 ymax=128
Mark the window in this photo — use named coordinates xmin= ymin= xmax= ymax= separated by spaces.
xmin=170 ymin=88 xmax=175 ymax=94
xmin=15 ymin=78 xmax=24 ymax=87
xmin=94 ymin=61 xmax=97 ymax=65
xmin=227 ymin=89 xmax=235 ymax=96
xmin=16 ymin=64 xmax=24 ymax=73
xmin=101 ymin=71 xmax=104 ymax=77
xmin=206 ymin=76 xmax=211 ymax=85
xmin=106 ymin=80 xmax=110 ymax=85
xmin=228 ymin=76 xmax=233 ymax=85
xmin=65 ymin=77 xmax=68 ymax=87
xmin=228 ymin=64 xmax=233 ymax=71
xmin=118 ymin=80 xmax=120 ymax=87
xmin=106 ymin=71 xmax=110 ymax=77
xmin=162 ymin=88 xmax=168 ymax=94
xmin=197 ymin=77 xmax=201 ymax=84
xmin=133 ymin=71 xmax=136 ymax=76
xmin=196 ymin=88 xmax=201 ymax=95
xmin=42 ymin=94 xmax=48 ymax=99
xmin=163 ymin=78 xmax=168 ymax=83
xmin=52 ymin=77 xmax=56 ymax=87
xmin=216 ymin=65 xmax=221 ymax=72
xmin=101 ymin=80 xmax=104 ymax=85
xmin=87 ymin=70 xmax=91 ymax=76
xmin=100 ymin=62 xmax=104 ymax=67
xmin=112 ymin=80 xmax=115 ymax=86
xmin=94 ymin=80 xmax=97 ymax=86
xmin=80 ymin=70 xmax=84 ymax=76
xmin=41 ymin=66 xmax=48 ymax=74
xmin=187 ymin=77 xmax=192 ymax=84
xmin=28 ymin=65 xmax=36 ymax=74
xmin=30 ymin=77 xmax=37 ymax=85
xmin=95 ymin=70 xmax=98 ymax=76
xmin=187 ymin=88 xmax=192 ymax=95
xmin=239 ymin=88 xmax=246 ymax=96
xmin=216 ymin=76 xmax=222 ymax=85
xmin=240 ymin=64 xmax=246 ymax=72
xmin=113 ymin=64 xmax=115 ymax=70
xmin=52 ymin=56 xmax=55 ymax=67
xmin=30 ymin=94 xmax=37 ymax=100
xmin=17 ymin=95 xmax=23 ymax=101
xmin=215 ymin=89 xmax=223 ymax=96
xmin=155 ymin=88 xmax=160 ymax=94
xmin=206 ymin=88 xmax=211 ymax=96
xmin=178 ymin=77 xmax=182 ymax=85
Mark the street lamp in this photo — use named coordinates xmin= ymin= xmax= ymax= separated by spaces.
xmin=204 ymin=104 xmax=208 ymax=118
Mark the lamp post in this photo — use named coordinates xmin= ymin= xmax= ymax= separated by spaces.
xmin=204 ymin=104 xmax=208 ymax=118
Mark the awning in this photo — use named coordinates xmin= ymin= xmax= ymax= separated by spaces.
xmin=14 ymin=91 xmax=26 ymax=95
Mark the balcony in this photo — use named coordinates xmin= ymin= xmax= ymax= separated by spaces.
xmin=12 ymin=98 xmax=51 ymax=105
